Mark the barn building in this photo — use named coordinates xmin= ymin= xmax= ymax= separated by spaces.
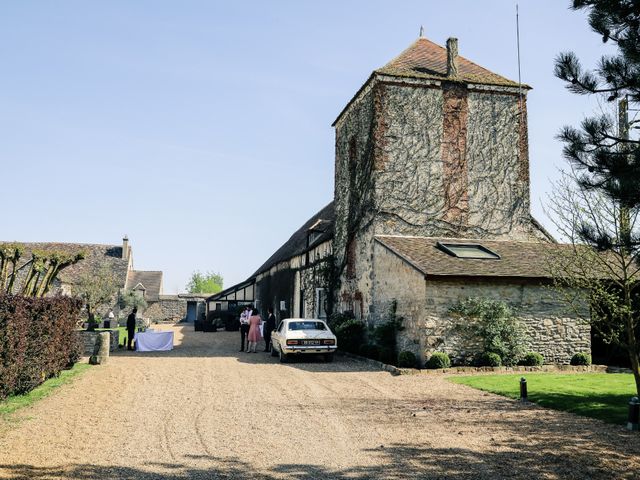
xmin=216 ymin=35 xmax=591 ymax=364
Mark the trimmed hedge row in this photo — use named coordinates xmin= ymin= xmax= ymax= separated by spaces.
xmin=0 ymin=294 xmax=82 ymax=400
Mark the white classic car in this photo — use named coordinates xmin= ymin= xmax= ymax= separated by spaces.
xmin=270 ymin=318 xmax=337 ymax=363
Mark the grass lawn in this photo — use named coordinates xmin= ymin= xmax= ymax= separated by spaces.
xmin=0 ymin=363 xmax=92 ymax=419
xmin=449 ymin=373 xmax=638 ymax=425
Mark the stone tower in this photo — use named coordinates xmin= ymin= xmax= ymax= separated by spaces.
xmin=331 ymin=36 xmax=552 ymax=314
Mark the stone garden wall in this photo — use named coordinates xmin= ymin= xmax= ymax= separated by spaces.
xmin=78 ymin=330 xmax=119 ymax=355
xmin=144 ymin=296 xmax=187 ymax=323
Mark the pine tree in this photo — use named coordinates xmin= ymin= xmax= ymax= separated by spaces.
xmin=554 ymin=1 xmax=640 ymax=395
xmin=555 ymin=0 xmax=640 ymax=217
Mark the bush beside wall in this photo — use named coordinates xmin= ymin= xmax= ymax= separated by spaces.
xmin=0 ymin=295 xmax=82 ymax=400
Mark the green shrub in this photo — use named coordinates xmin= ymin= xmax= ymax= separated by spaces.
xmin=474 ymin=352 xmax=502 ymax=367
xmin=329 ymin=312 xmax=365 ymax=354
xmin=570 ymin=352 xmax=592 ymax=366
xmin=425 ymin=352 xmax=451 ymax=369
xmin=520 ymin=352 xmax=544 ymax=366
xmin=358 ymin=343 xmax=380 ymax=360
xmin=378 ymin=347 xmax=396 ymax=365
xmin=0 ymin=295 xmax=82 ymax=400
xmin=371 ymin=300 xmax=405 ymax=365
xmin=451 ymin=297 xmax=527 ymax=366
xmin=397 ymin=350 xmax=417 ymax=368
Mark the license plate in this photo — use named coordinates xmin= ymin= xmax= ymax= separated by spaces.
xmin=301 ymin=340 xmax=320 ymax=346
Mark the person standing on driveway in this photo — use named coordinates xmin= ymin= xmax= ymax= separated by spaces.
xmin=127 ymin=307 xmax=137 ymax=351
xmin=263 ymin=307 xmax=276 ymax=352
xmin=247 ymin=308 xmax=263 ymax=353
xmin=239 ymin=306 xmax=250 ymax=352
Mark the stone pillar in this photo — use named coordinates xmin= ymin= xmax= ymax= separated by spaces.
xmin=90 ymin=332 xmax=110 ymax=365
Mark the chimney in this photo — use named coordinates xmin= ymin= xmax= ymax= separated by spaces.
xmin=446 ymin=37 xmax=459 ymax=77
xmin=122 ymin=236 xmax=129 ymax=261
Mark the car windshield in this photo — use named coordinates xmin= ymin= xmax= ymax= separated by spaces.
xmin=288 ymin=321 xmax=327 ymax=331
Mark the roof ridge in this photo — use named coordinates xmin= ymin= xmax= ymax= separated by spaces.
xmin=0 ymin=241 xmax=120 ymax=248
xmin=375 ymin=234 xmax=551 ymax=245
xmin=376 ymin=36 xmax=521 ymax=88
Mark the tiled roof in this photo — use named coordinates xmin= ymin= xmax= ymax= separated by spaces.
xmin=375 ymin=236 xmax=571 ymax=279
xmin=0 ymin=242 xmax=129 ymax=291
xmin=376 ymin=37 xmax=522 ymax=88
xmin=252 ymin=202 xmax=335 ymax=277
xmin=127 ymin=270 xmax=163 ymax=301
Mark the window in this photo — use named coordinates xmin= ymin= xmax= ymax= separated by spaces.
xmin=346 ymin=237 xmax=356 ymax=279
xmin=349 ymin=136 xmax=357 ymax=165
xmin=437 ymin=242 xmax=500 ymax=260
xmin=288 ymin=321 xmax=327 ymax=331
xmin=316 ymin=288 xmax=328 ymax=319
xmin=308 ymin=231 xmax=323 ymax=245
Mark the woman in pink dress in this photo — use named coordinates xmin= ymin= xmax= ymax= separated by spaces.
xmin=246 ymin=308 xmax=263 ymax=353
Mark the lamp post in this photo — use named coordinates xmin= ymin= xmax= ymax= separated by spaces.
xmin=519 ymin=377 xmax=528 ymax=403
xmin=627 ymin=397 xmax=639 ymax=431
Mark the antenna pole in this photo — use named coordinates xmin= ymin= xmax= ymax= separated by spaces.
xmin=516 ymin=4 xmax=523 ymax=111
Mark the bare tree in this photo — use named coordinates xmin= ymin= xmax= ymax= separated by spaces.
xmin=72 ymin=264 xmax=118 ymax=331
xmin=547 ymin=169 xmax=640 ymax=396
xmin=0 ymin=244 xmax=85 ymax=297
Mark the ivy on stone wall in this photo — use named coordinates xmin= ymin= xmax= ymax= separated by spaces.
xmin=451 ymin=297 xmax=528 ymax=366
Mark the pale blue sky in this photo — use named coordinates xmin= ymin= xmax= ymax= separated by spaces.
xmin=1 ymin=1 xmax=616 ymax=292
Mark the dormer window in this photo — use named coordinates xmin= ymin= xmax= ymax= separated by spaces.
xmin=308 ymin=231 xmax=323 ymax=245
xmin=437 ymin=242 xmax=500 ymax=260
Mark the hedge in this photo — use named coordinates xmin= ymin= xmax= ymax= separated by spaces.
xmin=0 ymin=294 xmax=82 ymax=400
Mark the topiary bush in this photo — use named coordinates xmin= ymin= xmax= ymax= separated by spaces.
xmin=397 ymin=350 xmax=417 ymax=368
xmin=520 ymin=352 xmax=544 ymax=366
xmin=474 ymin=352 xmax=502 ymax=367
xmin=425 ymin=352 xmax=451 ymax=369
xmin=358 ymin=343 xmax=380 ymax=360
xmin=570 ymin=352 xmax=592 ymax=366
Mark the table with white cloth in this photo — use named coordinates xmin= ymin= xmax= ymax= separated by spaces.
xmin=134 ymin=330 xmax=174 ymax=352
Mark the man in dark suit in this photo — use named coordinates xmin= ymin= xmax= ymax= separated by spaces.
xmin=263 ymin=307 xmax=276 ymax=352
xmin=239 ymin=306 xmax=250 ymax=352
xmin=127 ymin=307 xmax=137 ymax=351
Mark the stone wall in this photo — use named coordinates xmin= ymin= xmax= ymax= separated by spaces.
xmin=371 ymin=240 xmax=427 ymax=351
xmin=144 ymin=296 xmax=206 ymax=323
xmin=78 ymin=330 xmax=119 ymax=355
xmin=419 ymin=278 xmax=590 ymax=365
xmin=372 ymin=80 xmax=543 ymax=241
xmin=333 ymin=84 xmax=375 ymax=274
xmin=144 ymin=297 xmax=186 ymax=323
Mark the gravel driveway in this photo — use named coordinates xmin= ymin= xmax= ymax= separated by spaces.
xmin=0 ymin=324 xmax=639 ymax=479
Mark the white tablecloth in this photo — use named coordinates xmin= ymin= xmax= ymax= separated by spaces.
xmin=134 ymin=331 xmax=174 ymax=351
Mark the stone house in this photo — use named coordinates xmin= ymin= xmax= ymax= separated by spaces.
xmin=1 ymin=236 xmax=198 ymax=325
xmin=227 ymin=35 xmax=591 ymax=364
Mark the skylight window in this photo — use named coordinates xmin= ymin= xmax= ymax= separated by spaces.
xmin=437 ymin=242 xmax=500 ymax=260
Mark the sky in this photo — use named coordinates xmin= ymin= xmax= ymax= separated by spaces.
xmin=0 ymin=1 xmax=619 ymax=293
